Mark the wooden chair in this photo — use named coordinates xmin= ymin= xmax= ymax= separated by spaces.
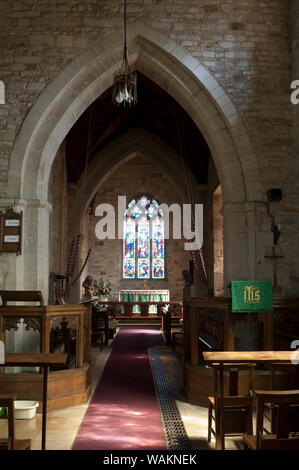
xmin=208 ymin=363 xmax=255 ymax=449
xmin=243 ymin=390 xmax=299 ymax=450
xmin=92 ymin=308 xmax=109 ymax=346
xmin=0 ymin=396 xmax=31 ymax=450
xmin=264 ymin=363 xmax=299 ymax=434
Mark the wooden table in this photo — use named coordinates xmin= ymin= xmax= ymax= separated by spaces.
xmin=4 ymin=353 xmax=67 ymax=450
xmin=203 ymin=351 xmax=296 ymax=450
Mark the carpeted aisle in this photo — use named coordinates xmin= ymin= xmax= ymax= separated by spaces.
xmin=72 ymin=327 xmax=166 ymax=450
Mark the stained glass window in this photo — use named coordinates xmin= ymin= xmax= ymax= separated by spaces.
xmin=123 ymin=259 xmax=135 ymax=278
xmin=123 ymin=196 xmax=165 ymax=279
xmin=152 ymin=217 xmax=164 ymax=279
xmin=137 ymin=217 xmax=150 ymax=279
xmin=123 ymin=217 xmax=135 ymax=278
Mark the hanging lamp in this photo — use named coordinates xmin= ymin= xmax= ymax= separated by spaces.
xmin=112 ymin=0 xmax=137 ymax=106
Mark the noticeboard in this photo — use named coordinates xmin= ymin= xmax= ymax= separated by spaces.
xmin=0 ymin=209 xmax=22 ymax=255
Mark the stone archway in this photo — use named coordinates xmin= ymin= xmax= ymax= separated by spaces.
xmin=65 ymin=127 xmax=198 ymax=301
xmin=69 ymin=127 xmax=197 ymax=231
xmin=6 ymin=22 xmax=260 ymax=299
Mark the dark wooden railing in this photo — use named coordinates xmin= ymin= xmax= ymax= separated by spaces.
xmin=98 ymin=300 xmax=183 ymax=318
xmin=0 ymin=298 xmax=183 ymax=369
xmin=184 ymin=297 xmax=299 ymax=367
xmin=0 ymin=304 xmax=91 ymax=371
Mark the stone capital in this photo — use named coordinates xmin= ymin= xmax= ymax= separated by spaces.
xmin=0 ymin=198 xmax=52 ymax=213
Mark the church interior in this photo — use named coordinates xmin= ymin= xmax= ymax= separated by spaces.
xmin=0 ymin=0 xmax=299 ymax=453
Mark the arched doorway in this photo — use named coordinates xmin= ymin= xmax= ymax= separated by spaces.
xmin=64 ymin=122 xmax=199 ymax=302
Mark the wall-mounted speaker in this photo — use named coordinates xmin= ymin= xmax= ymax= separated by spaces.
xmin=267 ymin=188 xmax=282 ymax=201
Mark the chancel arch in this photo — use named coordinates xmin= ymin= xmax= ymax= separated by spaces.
xmin=68 ymin=127 xmax=196 ymax=232
xmin=5 ymin=22 xmax=260 ymax=300
xmin=80 ymin=153 xmax=192 ymax=303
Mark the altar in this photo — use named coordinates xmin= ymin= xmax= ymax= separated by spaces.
xmin=120 ymin=290 xmax=169 ymax=314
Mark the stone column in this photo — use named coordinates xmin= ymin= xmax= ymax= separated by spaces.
xmin=223 ymin=201 xmax=273 ymax=285
xmin=291 ymin=1 xmax=299 ymax=157
xmin=191 ymin=185 xmax=209 ymax=297
xmin=67 ymin=183 xmax=84 ymax=303
xmin=0 ymin=198 xmax=51 ymax=302
xmin=222 ymin=202 xmax=248 ymax=291
xmin=223 ymin=201 xmax=275 ymax=350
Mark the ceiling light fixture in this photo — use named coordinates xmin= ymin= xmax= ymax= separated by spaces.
xmin=112 ymin=0 xmax=137 ymax=106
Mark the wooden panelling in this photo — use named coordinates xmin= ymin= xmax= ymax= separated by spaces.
xmin=184 ymin=364 xmax=271 ymax=407
xmin=0 ymin=366 xmax=91 ymax=410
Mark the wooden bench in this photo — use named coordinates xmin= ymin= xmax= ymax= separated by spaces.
xmin=0 ymin=290 xmax=44 ymax=306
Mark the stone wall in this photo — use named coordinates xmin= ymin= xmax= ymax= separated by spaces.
xmin=212 ymin=186 xmax=224 ymax=296
xmin=86 ymin=154 xmax=190 ymax=301
xmin=0 ymin=0 xmax=293 ymax=195
xmin=0 ymin=1 xmax=298 ymax=296
xmin=289 ymin=1 xmax=299 ymax=291
xmin=291 ymin=0 xmax=299 ymax=152
xmin=48 ymin=142 xmax=68 ymax=276
xmin=205 ymin=157 xmax=221 ymax=295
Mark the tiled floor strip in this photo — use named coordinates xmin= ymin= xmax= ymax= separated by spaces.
xmin=149 ymin=346 xmax=192 ymax=450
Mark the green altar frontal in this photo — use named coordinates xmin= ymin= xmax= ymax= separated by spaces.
xmin=120 ymin=290 xmax=169 ymax=314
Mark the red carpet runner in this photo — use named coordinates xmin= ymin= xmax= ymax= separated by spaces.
xmin=72 ymin=327 xmax=166 ymax=450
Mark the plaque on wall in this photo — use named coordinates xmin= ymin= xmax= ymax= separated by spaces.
xmin=0 ymin=209 xmax=22 ymax=255
xmin=5 ymin=219 xmax=20 ymax=227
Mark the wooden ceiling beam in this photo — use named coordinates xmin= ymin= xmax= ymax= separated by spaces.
xmin=66 ymin=72 xmax=210 ymax=185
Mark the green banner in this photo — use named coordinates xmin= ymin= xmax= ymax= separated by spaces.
xmin=231 ymin=281 xmax=273 ymax=313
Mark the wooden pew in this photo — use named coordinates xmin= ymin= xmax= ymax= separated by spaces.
xmin=243 ymin=390 xmax=299 ymax=450
xmin=264 ymin=363 xmax=299 ymax=433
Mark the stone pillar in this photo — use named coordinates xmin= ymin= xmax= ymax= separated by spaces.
xmin=0 ymin=198 xmax=51 ymax=302
xmin=223 ymin=201 xmax=273 ymax=288
xmin=244 ymin=202 xmax=258 ymax=280
xmin=67 ymin=183 xmax=84 ymax=303
xmin=222 ymin=203 xmax=248 ymax=291
xmin=291 ymin=1 xmax=299 ymax=156
xmin=191 ymin=185 xmax=209 ymax=297
xmin=223 ymin=201 xmax=275 ymax=350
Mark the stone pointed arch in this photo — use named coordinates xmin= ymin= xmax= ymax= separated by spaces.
xmin=68 ymin=127 xmax=198 ymax=234
xmin=8 ymin=21 xmax=260 ymax=205
xmin=5 ymin=22 xmax=261 ymax=298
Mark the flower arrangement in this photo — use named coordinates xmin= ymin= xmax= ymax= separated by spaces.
xmin=94 ymin=279 xmax=112 ymax=298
